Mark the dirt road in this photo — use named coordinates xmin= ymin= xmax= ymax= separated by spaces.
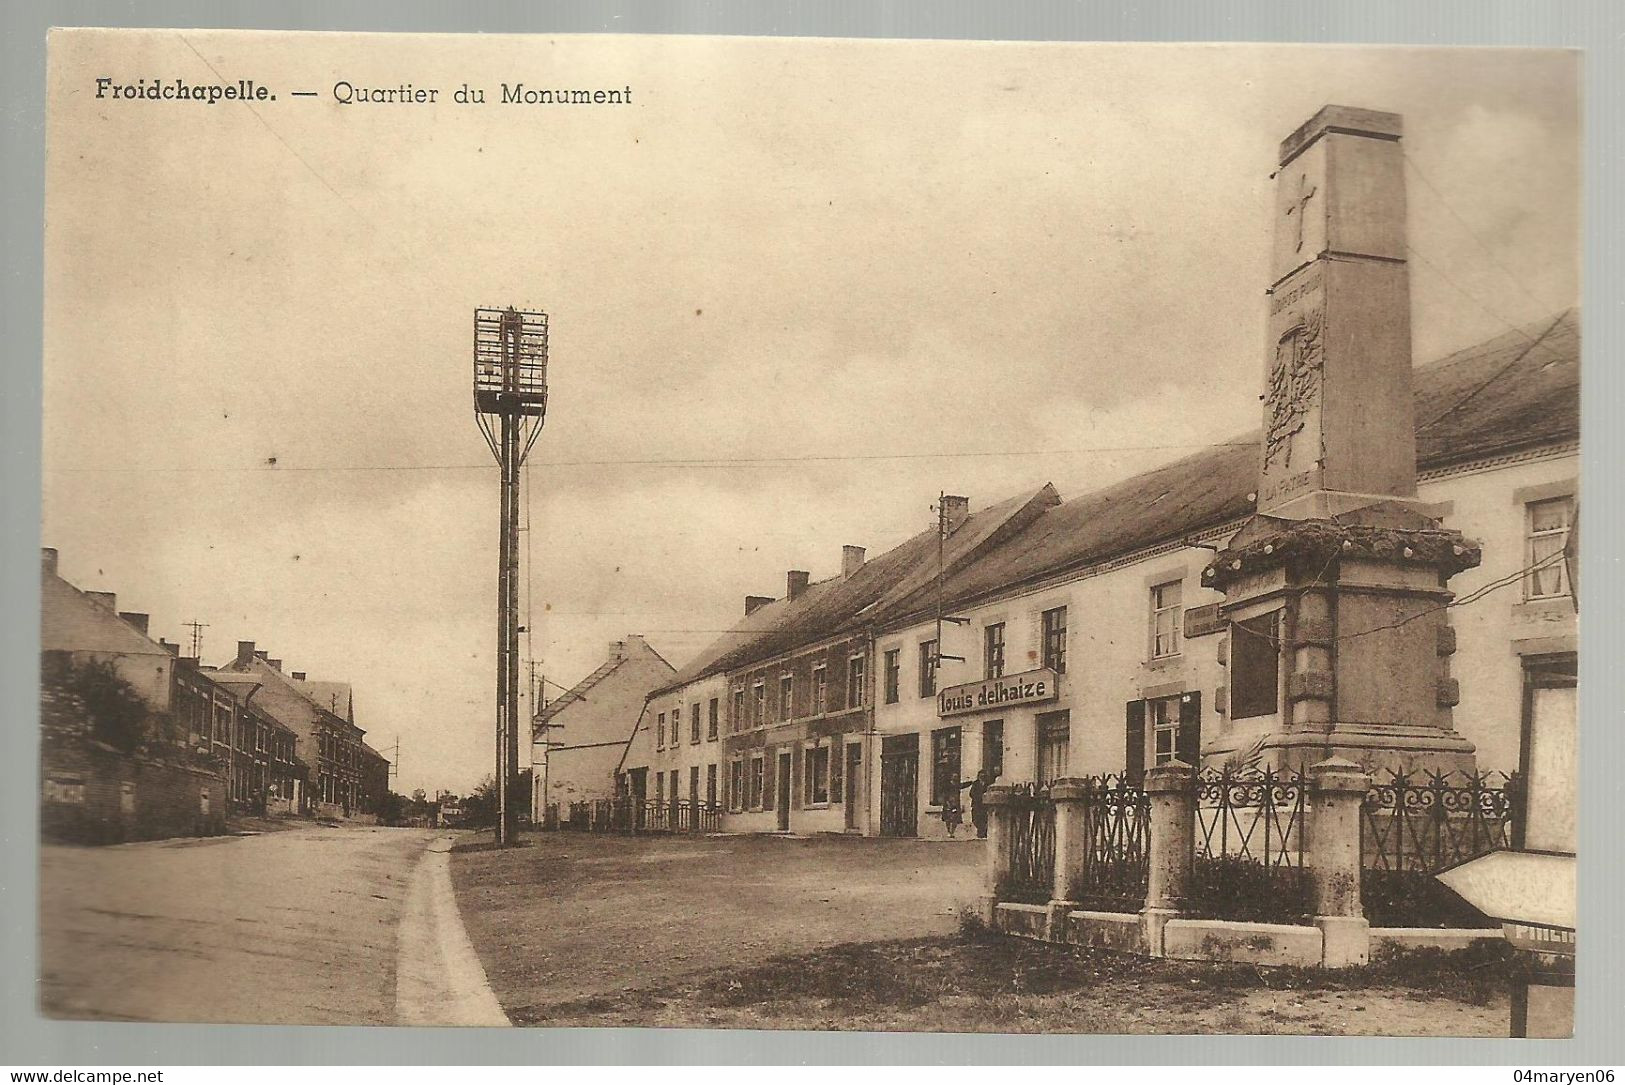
xmin=38 ymin=824 xmax=441 ymax=1024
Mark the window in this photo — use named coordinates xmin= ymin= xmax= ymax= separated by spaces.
xmin=689 ymin=765 xmax=700 ymax=803
xmin=830 ymin=740 xmax=845 ymax=803
xmin=707 ymin=698 xmax=719 ymax=740
xmin=732 ymin=688 xmax=745 ymax=732
xmin=813 ymin=665 xmax=827 ymax=713
xmin=984 ymin=623 xmax=1006 ymax=679
xmin=753 ymin=682 xmax=765 ymax=726
xmin=847 ymin=655 xmax=865 ymax=708
xmin=1042 ymin=607 xmax=1068 ymax=674
xmin=1036 ymin=710 xmax=1070 ymax=786
xmin=749 ymin=755 xmax=764 ymax=809
xmin=655 ymin=773 xmax=665 ymax=804
xmin=931 ymin=726 xmax=962 ymax=806
xmin=982 ymin=720 xmax=1005 ymax=779
xmin=919 ymin=640 xmax=939 ymax=697
xmin=729 ymin=759 xmax=745 ymax=811
xmin=1526 ymin=497 xmax=1574 ymax=599
xmin=706 ymin=764 xmax=717 ymax=807
xmin=1151 ymin=696 xmax=1180 ymax=765
xmin=1231 ymin=612 xmax=1281 ymax=719
xmin=656 ymin=711 xmax=665 ymax=749
xmin=884 ymin=649 xmax=901 ymax=704
xmin=690 ymin=702 xmax=701 ymax=744
xmin=780 ymin=673 xmax=794 ymax=720
xmin=1151 ymin=580 xmax=1183 ymax=659
xmin=805 ymin=743 xmax=830 ymax=805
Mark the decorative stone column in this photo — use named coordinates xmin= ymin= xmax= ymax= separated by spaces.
xmin=1142 ymin=760 xmax=1195 ymax=957
xmin=1047 ymin=777 xmax=1092 ymax=941
xmin=1308 ymin=756 xmax=1372 ymax=967
xmin=980 ymin=785 xmax=1014 ymax=925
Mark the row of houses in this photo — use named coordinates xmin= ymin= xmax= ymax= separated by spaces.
xmin=535 ymin=310 xmax=1578 ymax=839
xmin=39 ymin=548 xmax=392 ymax=842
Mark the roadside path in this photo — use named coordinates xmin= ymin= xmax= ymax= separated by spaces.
xmin=395 ymin=834 xmax=509 ymax=1026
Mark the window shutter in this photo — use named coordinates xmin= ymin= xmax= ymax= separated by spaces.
xmin=1177 ymin=691 xmax=1202 ymax=767
xmin=1125 ymin=700 xmax=1146 ymax=784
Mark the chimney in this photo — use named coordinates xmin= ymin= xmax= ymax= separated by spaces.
xmin=253 ymin=649 xmax=268 ymax=662
xmin=291 ymin=671 xmax=307 ymax=682
xmin=941 ymin=495 xmax=970 ymax=534
xmin=118 ymin=612 xmax=150 ymax=635
xmin=268 ymin=658 xmax=282 ymax=672
xmin=745 ymin=595 xmax=774 ymax=616
xmin=86 ymin=591 xmax=117 ymax=611
xmin=159 ymin=639 xmax=181 ymax=657
xmin=787 ymin=570 xmax=810 ymax=600
xmin=842 ymin=545 xmax=867 ymax=578
xmin=236 ymin=641 xmax=256 ymax=666
xmin=41 ymin=548 xmax=58 ymax=576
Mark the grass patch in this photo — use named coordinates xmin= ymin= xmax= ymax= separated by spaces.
xmin=508 ymin=931 xmax=1516 ymax=1030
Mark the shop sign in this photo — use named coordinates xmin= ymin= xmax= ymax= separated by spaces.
xmin=937 ymin=668 xmax=1057 ymax=717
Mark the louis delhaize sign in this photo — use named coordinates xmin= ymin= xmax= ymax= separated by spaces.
xmin=937 ymin=668 xmax=1058 ymax=717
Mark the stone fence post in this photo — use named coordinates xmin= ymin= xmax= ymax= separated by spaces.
xmin=980 ymin=785 xmax=1015 ymax=925
xmin=1308 ymin=757 xmax=1372 ymax=967
xmin=1047 ymin=778 xmax=1093 ymax=941
xmin=1142 ymin=760 xmax=1195 ymax=956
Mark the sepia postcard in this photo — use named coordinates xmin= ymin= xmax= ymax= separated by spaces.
xmin=35 ymin=28 xmax=1580 ymax=1040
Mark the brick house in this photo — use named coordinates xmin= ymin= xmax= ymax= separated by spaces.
xmin=218 ymin=644 xmax=390 ymax=819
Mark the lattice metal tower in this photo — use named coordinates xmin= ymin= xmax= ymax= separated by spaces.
xmin=473 ymin=307 xmax=549 ymax=846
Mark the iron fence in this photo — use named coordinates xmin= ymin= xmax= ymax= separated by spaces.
xmin=1002 ymin=783 xmax=1056 ymax=904
xmin=1361 ymin=769 xmax=1515 ymax=927
xmin=1189 ymin=766 xmax=1311 ymax=923
xmin=1073 ymin=773 xmax=1150 ymax=912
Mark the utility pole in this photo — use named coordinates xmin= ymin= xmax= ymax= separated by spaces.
xmin=184 ymin=619 xmax=209 ymax=661
xmin=472 ymin=307 xmax=549 ymax=846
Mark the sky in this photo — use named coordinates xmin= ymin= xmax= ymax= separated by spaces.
xmin=40 ymin=32 xmax=1579 ymax=795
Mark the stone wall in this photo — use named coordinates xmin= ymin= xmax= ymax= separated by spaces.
xmin=41 ymin=672 xmax=229 ymax=844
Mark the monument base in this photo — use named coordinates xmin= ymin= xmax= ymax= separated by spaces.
xmin=1202 ymin=504 xmax=1483 ymax=781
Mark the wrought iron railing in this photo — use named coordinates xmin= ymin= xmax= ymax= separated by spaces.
xmin=1189 ymin=766 xmax=1311 ymax=923
xmin=1361 ymin=769 xmax=1515 ymax=927
xmin=1002 ymin=784 xmax=1056 ymax=904
xmin=1074 ymin=774 xmax=1150 ymax=912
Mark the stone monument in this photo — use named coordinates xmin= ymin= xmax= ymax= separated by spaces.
xmin=1201 ymin=105 xmax=1479 ymax=774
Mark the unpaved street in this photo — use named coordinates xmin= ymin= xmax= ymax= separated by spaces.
xmin=39 ymin=824 xmax=440 ymax=1024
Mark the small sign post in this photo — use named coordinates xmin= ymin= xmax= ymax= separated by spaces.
xmin=1436 ymin=649 xmax=1576 ymax=1038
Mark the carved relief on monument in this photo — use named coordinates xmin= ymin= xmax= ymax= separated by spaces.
xmin=1264 ymin=305 xmax=1324 ymax=470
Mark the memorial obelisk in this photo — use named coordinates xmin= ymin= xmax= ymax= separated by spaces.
xmin=1202 ymin=106 xmax=1479 ymax=774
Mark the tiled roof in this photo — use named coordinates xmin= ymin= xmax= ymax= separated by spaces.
xmin=871 ymin=310 xmax=1580 ymax=626
xmin=650 ymin=484 xmax=1060 ymax=696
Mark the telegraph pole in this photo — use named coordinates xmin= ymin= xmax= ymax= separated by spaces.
xmin=473 ymin=307 xmax=549 ymax=846
xmin=184 ymin=619 xmax=209 ymax=661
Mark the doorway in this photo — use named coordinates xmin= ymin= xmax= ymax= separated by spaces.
xmin=880 ymin=733 xmax=919 ymax=837
xmin=776 ymin=752 xmax=792 ymax=831
xmin=844 ymin=742 xmax=863 ymax=830
xmin=629 ymin=767 xmax=647 ymax=831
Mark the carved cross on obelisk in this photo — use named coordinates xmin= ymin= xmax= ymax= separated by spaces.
xmin=1284 ymin=171 xmax=1316 ymax=252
